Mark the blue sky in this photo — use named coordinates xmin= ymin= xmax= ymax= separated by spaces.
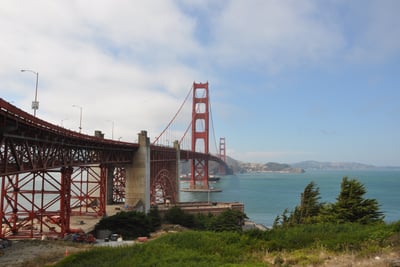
xmin=1 ymin=0 xmax=399 ymax=166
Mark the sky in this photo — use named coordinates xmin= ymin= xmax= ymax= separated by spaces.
xmin=1 ymin=0 xmax=400 ymax=166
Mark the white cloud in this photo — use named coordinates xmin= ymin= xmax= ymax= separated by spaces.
xmin=0 ymin=0 xmax=205 ymax=142
xmin=209 ymin=0 xmax=345 ymax=72
xmin=0 ymin=0 xmax=399 ymax=165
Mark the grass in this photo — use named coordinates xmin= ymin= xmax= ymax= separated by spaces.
xmin=51 ymin=221 xmax=400 ymax=267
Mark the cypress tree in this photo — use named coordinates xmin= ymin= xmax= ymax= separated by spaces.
xmin=333 ymin=177 xmax=384 ymax=224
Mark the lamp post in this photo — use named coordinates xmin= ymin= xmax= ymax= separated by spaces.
xmin=72 ymin=105 xmax=83 ymax=133
xmin=20 ymin=69 xmax=39 ymax=117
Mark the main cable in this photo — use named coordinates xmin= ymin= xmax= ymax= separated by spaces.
xmin=152 ymin=85 xmax=193 ymax=145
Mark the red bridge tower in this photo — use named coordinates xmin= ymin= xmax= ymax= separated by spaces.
xmin=190 ymin=82 xmax=209 ymax=189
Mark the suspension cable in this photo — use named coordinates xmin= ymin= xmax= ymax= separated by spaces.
xmin=209 ymin=92 xmax=219 ymax=155
xmin=152 ymin=85 xmax=193 ymax=145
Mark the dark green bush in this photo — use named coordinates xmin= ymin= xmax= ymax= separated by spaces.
xmin=94 ymin=211 xmax=152 ymax=239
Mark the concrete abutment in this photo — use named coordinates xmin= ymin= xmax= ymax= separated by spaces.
xmin=125 ymin=131 xmax=151 ymax=213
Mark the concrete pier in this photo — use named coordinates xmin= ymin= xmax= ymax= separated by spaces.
xmin=124 ymin=131 xmax=150 ymax=213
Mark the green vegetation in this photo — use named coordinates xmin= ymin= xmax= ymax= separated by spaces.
xmin=264 ymin=162 xmax=291 ymax=171
xmin=53 ymin=177 xmax=398 ymax=266
xmin=54 ymin=222 xmax=400 ymax=267
xmin=94 ymin=209 xmax=159 ymax=239
xmin=274 ymin=177 xmax=384 ymax=227
xmin=95 ymin=206 xmax=246 ymax=240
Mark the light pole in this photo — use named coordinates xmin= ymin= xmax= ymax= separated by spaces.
xmin=72 ymin=105 xmax=83 ymax=133
xmin=107 ymin=120 xmax=114 ymax=139
xmin=21 ymin=69 xmax=39 ymax=117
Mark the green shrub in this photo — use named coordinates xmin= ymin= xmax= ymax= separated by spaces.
xmin=94 ymin=211 xmax=152 ymax=239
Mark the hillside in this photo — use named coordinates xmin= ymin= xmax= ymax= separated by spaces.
xmin=225 ymin=157 xmax=304 ymax=173
xmin=183 ymin=158 xmax=382 ymax=175
xmin=291 ymin=160 xmax=376 ymax=170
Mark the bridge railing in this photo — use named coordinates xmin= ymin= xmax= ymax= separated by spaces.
xmin=0 ymin=98 xmax=135 ymax=147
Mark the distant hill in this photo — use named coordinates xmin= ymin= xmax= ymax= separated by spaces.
xmin=291 ymin=160 xmax=376 ymax=170
xmin=225 ymin=157 xmax=304 ymax=173
xmin=186 ymin=158 xmax=385 ymax=176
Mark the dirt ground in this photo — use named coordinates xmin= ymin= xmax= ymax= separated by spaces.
xmin=0 ymin=239 xmax=90 ymax=267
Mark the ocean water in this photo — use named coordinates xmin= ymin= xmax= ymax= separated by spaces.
xmin=179 ymin=170 xmax=400 ymax=227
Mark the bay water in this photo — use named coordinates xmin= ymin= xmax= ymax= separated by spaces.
xmin=179 ymin=170 xmax=400 ymax=227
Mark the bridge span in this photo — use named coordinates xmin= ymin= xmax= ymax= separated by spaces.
xmin=0 ymin=82 xmax=229 ymax=239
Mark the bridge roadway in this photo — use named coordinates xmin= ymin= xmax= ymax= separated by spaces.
xmin=0 ymin=98 xmax=222 ymax=175
xmin=0 ymin=98 xmax=228 ymax=238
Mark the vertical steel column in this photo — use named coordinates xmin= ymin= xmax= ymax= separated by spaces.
xmin=0 ymin=174 xmax=20 ymax=237
xmin=99 ymin=164 xmax=107 ymax=216
xmin=190 ymin=82 xmax=209 ymax=189
xmin=60 ymin=167 xmax=73 ymax=236
xmin=0 ymin=174 xmax=7 ymax=237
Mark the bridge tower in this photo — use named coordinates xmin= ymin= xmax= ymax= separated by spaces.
xmin=218 ymin=137 xmax=227 ymax=175
xmin=190 ymin=82 xmax=210 ymax=189
xmin=219 ymin=137 xmax=226 ymax=162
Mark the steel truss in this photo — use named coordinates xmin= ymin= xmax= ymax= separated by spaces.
xmin=0 ymin=168 xmax=70 ymax=238
xmin=150 ymin=146 xmax=179 ymax=205
xmin=112 ymin=167 xmax=126 ymax=203
xmin=0 ymin=95 xmax=230 ymax=239
xmin=70 ymin=165 xmax=106 ymax=217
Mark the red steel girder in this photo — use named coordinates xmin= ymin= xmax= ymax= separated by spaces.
xmin=1 ymin=98 xmax=137 ymax=176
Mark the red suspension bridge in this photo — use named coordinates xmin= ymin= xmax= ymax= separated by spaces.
xmin=0 ymin=81 xmax=230 ymax=239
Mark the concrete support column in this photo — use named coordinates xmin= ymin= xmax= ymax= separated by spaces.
xmin=125 ymin=131 xmax=150 ymax=213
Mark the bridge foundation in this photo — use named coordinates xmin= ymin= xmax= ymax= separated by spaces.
xmin=125 ymin=131 xmax=150 ymax=213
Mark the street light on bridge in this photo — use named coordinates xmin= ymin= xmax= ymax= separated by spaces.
xmin=72 ymin=105 xmax=83 ymax=133
xmin=20 ymin=69 xmax=39 ymax=117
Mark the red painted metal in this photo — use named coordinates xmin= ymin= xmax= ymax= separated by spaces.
xmin=70 ymin=166 xmax=106 ymax=217
xmin=150 ymin=145 xmax=178 ymax=204
xmin=190 ymin=82 xmax=210 ymax=189
xmin=112 ymin=167 xmax=126 ymax=203
xmin=0 ymin=98 xmax=138 ymax=176
xmin=60 ymin=167 xmax=73 ymax=236
xmin=219 ymin=137 xmax=226 ymax=162
xmin=0 ymin=95 xmax=230 ymax=238
xmin=0 ymin=169 xmax=70 ymax=238
xmin=218 ymin=137 xmax=227 ymax=175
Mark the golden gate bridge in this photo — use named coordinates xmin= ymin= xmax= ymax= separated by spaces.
xmin=0 ymin=81 xmax=230 ymax=239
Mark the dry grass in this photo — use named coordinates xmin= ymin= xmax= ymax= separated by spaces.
xmin=262 ymin=247 xmax=400 ymax=267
